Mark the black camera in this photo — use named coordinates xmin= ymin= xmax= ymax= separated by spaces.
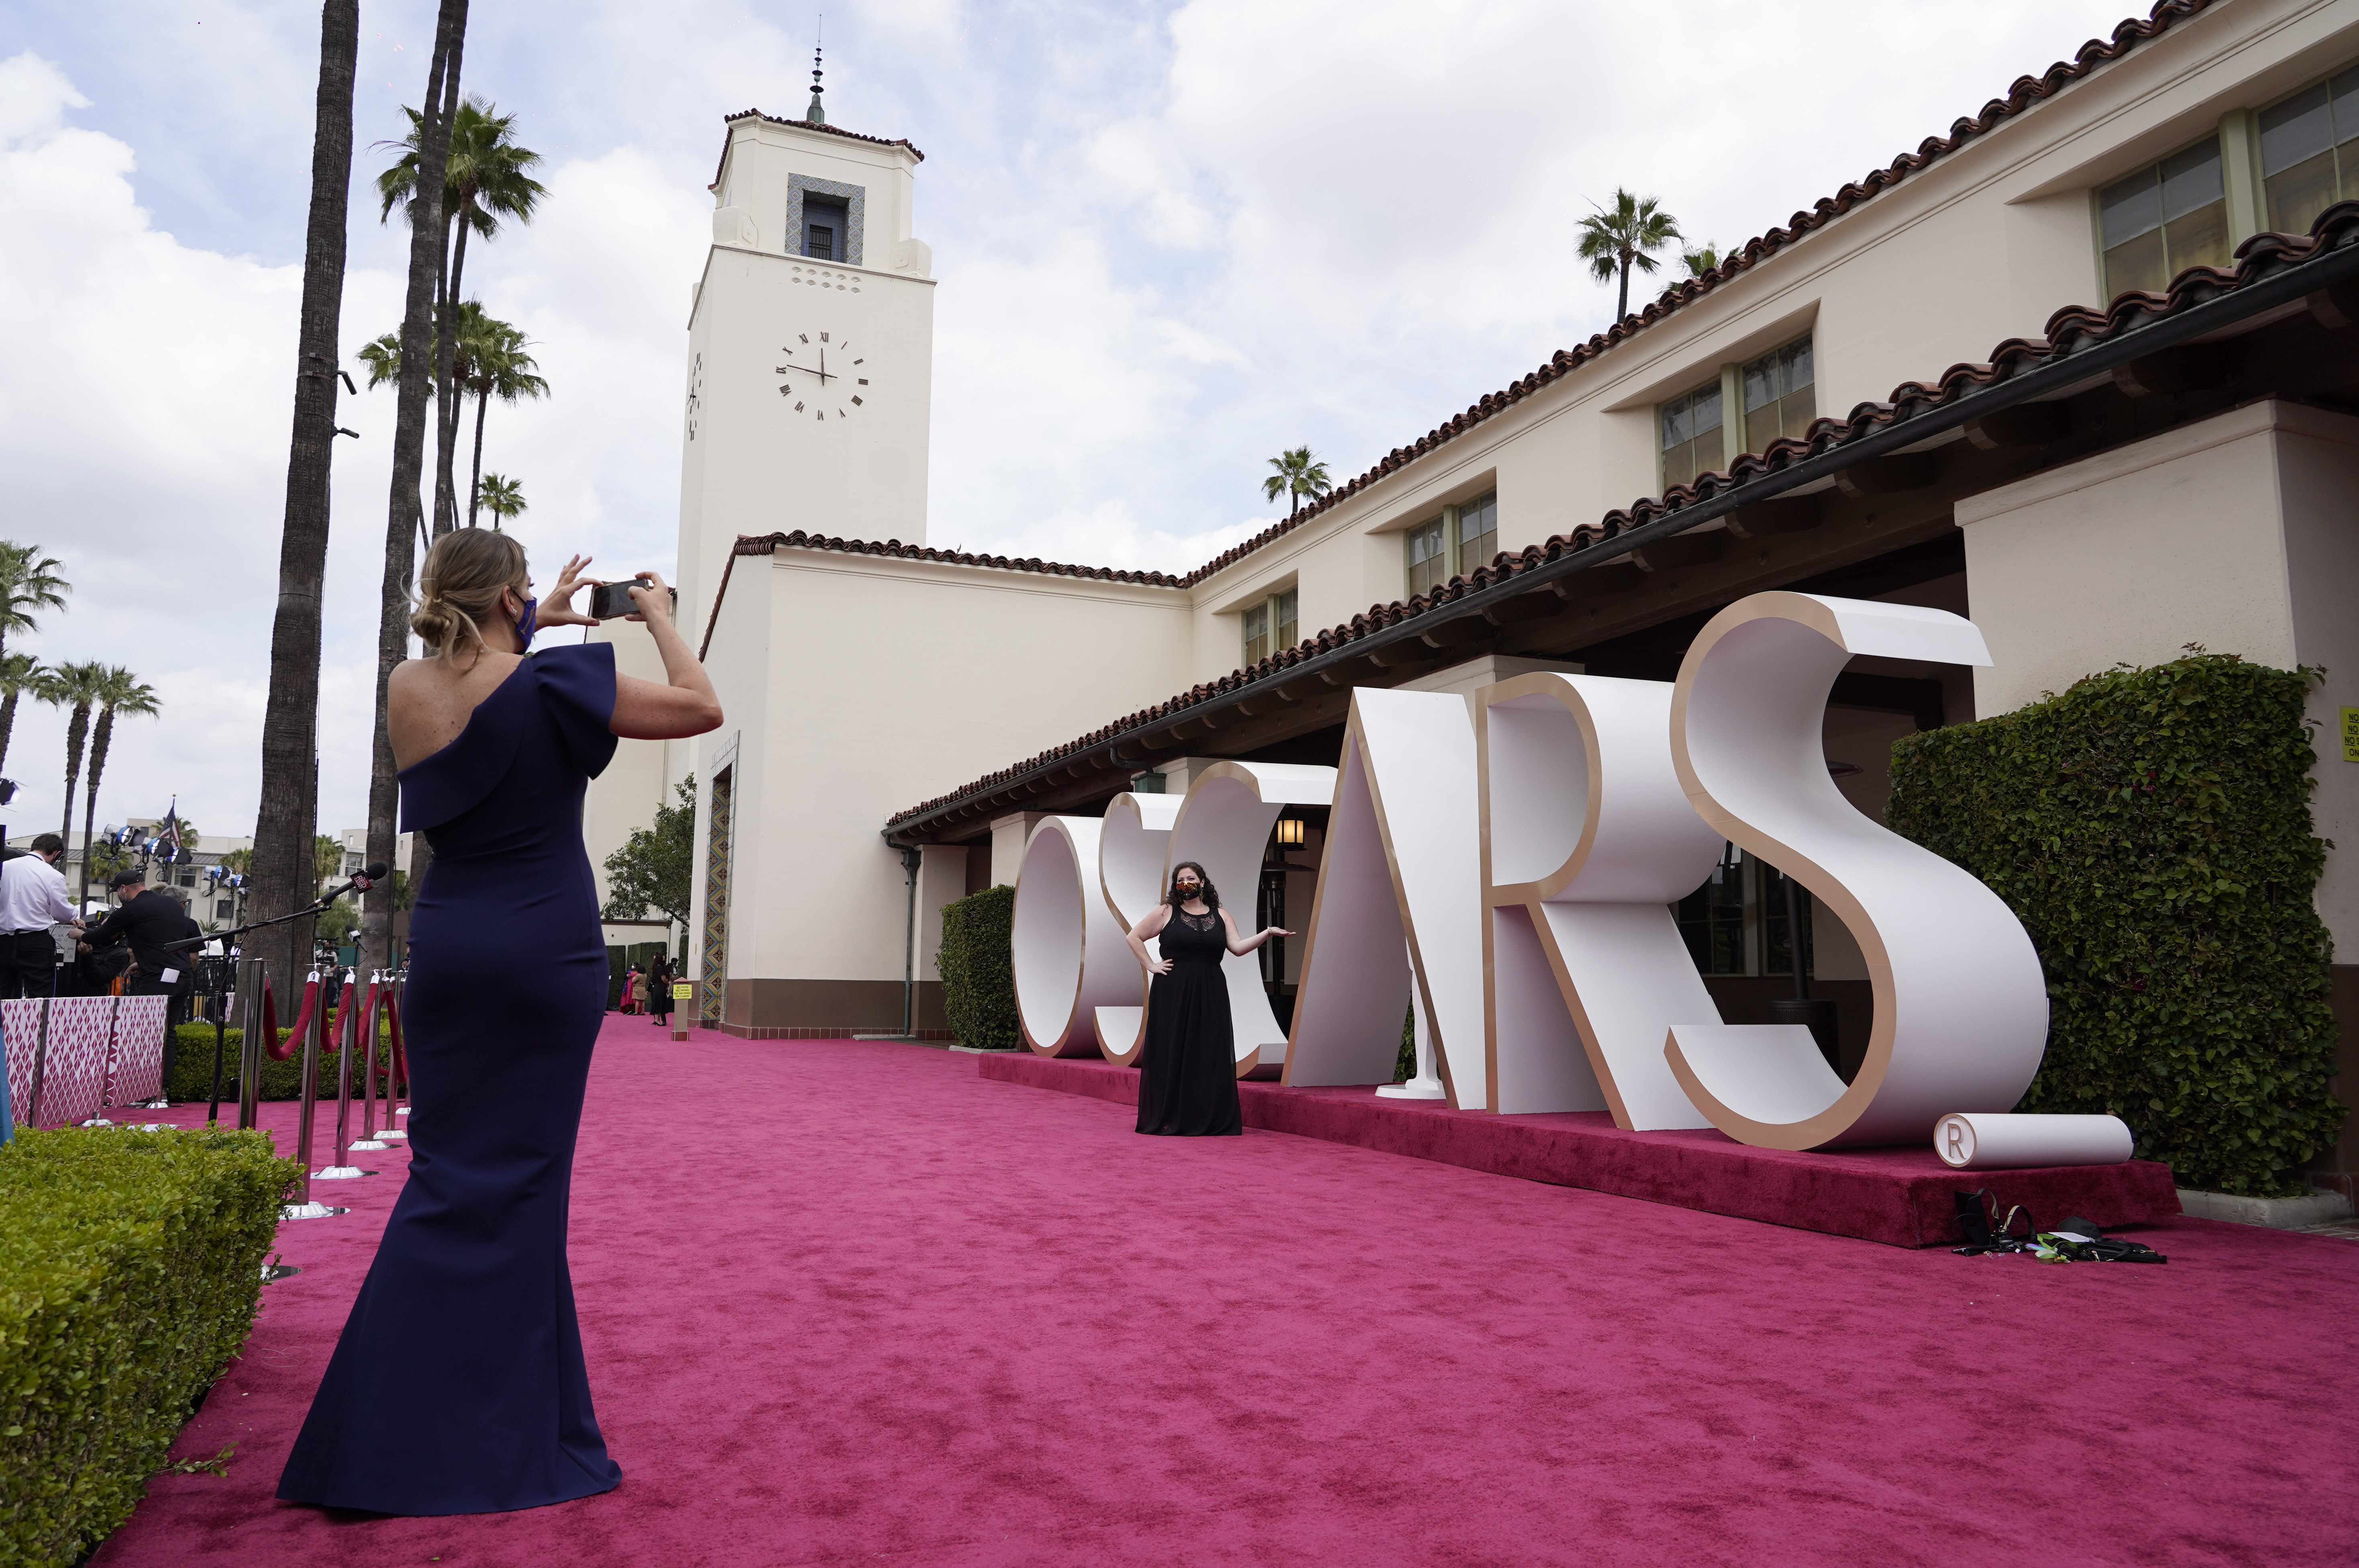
xmin=588 ymin=577 xmax=677 ymax=620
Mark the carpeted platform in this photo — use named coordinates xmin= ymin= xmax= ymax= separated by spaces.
xmin=981 ymin=1052 xmax=2181 ymax=1247
xmin=91 ymin=1018 xmax=2359 ymax=1567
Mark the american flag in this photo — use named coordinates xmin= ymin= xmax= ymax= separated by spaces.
xmin=157 ymin=800 xmax=182 ymax=864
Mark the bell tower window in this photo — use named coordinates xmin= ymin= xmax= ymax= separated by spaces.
xmin=803 ymin=197 xmax=848 ymax=261
xmin=787 ymin=175 xmax=867 ymax=266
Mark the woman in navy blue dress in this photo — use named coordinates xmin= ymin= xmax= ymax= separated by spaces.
xmin=278 ymin=530 xmax=721 ymax=1516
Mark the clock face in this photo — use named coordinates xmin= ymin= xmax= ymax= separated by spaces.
xmin=686 ymin=354 xmax=704 ymax=442
xmin=774 ymin=331 xmax=870 ymax=423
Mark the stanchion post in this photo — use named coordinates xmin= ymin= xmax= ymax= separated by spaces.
xmin=357 ymin=970 xmax=379 ymax=1142
xmin=291 ymin=969 xmax=323 ymax=1206
xmin=236 ymin=958 xmax=266 ymax=1132
xmin=25 ymin=997 xmax=51 ymax=1129
xmin=205 ymin=951 xmax=234 ymax=1126
xmin=329 ymin=970 xmax=356 ymax=1164
xmin=389 ymin=968 xmax=408 ymax=1120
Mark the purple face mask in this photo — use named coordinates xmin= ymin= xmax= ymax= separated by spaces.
xmin=514 ymin=595 xmax=538 ymax=649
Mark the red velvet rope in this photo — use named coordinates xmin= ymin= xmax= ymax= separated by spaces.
xmin=357 ymin=975 xmax=381 ymax=1093
xmin=385 ymin=985 xmax=409 ymax=1095
xmin=257 ymin=975 xmax=279 ymax=1060
xmin=269 ymin=975 xmax=319 ymax=1062
xmin=331 ymin=976 xmax=356 ymax=1050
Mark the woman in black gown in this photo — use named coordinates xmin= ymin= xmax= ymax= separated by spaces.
xmin=1124 ymin=862 xmax=1290 ymax=1136
xmin=278 ymin=530 xmax=721 ymax=1516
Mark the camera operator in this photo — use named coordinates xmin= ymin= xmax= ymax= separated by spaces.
xmin=81 ymin=870 xmax=203 ymax=1093
xmin=0 ymin=833 xmax=84 ymax=997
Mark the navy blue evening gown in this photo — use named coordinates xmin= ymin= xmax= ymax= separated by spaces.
xmin=278 ymin=643 xmax=624 ymax=1515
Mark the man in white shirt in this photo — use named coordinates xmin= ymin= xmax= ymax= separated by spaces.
xmin=0 ymin=835 xmax=83 ymax=998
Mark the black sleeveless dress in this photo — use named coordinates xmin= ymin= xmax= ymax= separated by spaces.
xmin=1136 ymin=905 xmax=1243 ymax=1136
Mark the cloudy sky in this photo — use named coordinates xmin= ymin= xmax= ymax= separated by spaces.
xmin=2 ymin=0 xmax=2145 ymax=850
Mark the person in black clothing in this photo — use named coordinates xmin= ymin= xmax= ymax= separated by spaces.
xmin=82 ymin=871 xmax=204 ymax=1096
xmin=648 ymin=955 xmax=673 ymax=1026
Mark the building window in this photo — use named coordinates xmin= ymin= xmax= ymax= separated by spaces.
xmin=1741 ymin=336 xmax=1815 ymax=452
xmin=215 ymin=899 xmax=233 ymax=919
xmin=1240 ymin=587 xmax=1297 ymax=667
xmin=1455 ymin=492 xmax=1498 ymax=575
xmin=1674 ymin=845 xmax=1812 ymax=978
xmin=2260 ymin=64 xmax=2359 ymax=237
xmin=1405 ymin=516 xmax=1449 ymax=598
xmin=1659 ymin=380 xmax=1722 ymax=492
xmin=2099 ymin=138 xmax=2229 ymax=298
xmin=803 ymin=198 xmax=848 ymax=260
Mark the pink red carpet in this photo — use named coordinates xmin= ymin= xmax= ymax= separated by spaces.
xmin=93 ymin=1019 xmax=2359 ymax=1566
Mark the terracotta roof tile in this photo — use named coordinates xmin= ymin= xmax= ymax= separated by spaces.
xmin=711 ymin=110 xmax=925 ymax=192
xmin=881 ymin=199 xmax=2359 ymax=829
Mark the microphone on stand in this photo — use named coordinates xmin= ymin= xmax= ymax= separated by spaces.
xmin=324 ymin=862 xmax=392 ymax=904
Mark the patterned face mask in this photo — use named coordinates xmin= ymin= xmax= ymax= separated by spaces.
xmin=514 ymin=595 xmax=538 ymax=649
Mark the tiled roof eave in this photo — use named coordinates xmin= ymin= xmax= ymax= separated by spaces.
xmin=709 ymin=110 xmax=926 ymax=191
xmin=879 ymin=204 xmax=2359 ymax=837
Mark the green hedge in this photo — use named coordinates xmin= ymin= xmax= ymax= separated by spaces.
xmin=937 ymin=884 xmax=1018 ymax=1051
xmin=0 ymin=1126 xmax=299 ymax=1566
xmin=160 ymin=1025 xmax=394 ymax=1106
xmin=1886 ymin=653 xmax=2343 ymax=1195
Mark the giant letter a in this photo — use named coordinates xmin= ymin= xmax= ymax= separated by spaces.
xmin=1282 ymin=688 xmax=1487 ymax=1109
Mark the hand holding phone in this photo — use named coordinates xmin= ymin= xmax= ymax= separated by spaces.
xmin=590 ymin=576 xmax=679 ymax=620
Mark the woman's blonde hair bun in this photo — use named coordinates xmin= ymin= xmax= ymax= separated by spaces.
xmin=412 ymin=529 xmax=529 ymax=661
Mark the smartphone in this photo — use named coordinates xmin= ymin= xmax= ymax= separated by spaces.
xmin=589 ymin=578 xmax=676 ymax=619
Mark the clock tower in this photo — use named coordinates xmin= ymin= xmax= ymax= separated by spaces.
xmin=675 ymin=80 xmax=936 ymax=641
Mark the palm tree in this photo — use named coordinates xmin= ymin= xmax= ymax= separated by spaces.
xmin=475 ymin=472 xmax=526 ymax=528
xmin=1261 ymin=447 xmax=1333 ymax=518
xmin=43 ymin=662 xmax=106 ymax=850
xmin=460 ymin=313 xmax=548 ymax=526
xmin=377 ymin=96 xmax=545 ymax=533
xmin=254 ymin=0 xmax=369 ymax=1008
xmin=0 ymin=653 xmax=46 ymax=781
xmin=1577 ymin=189 xmax=1683 ymax=322
xmin=364 ymin=0 xmax=470 ymax=987
xmin=77 ymin=667 xmax=161 ymax=910
xmin=1683 ymin=242 xmax=1724 ymax=277
xmin=0 ymin=542 xmax=70 ymax=676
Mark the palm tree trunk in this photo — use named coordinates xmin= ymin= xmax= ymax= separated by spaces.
xmin=368 ymin=0 xmax=469 ymax=980
xmin=59 ymin=703 xmax=89 ymax=849
xmin=253 ymin=0 xmax=363 ymax=1001
xmin=468 ymin=383 xmax=489 ymax=528
xmin=433 ymin=215 xmax=473 ymax=536
xmin=79 ymin=709 xmax=112 ymax=912
xmin=0 ymin=688 xmax=18 ymax=779
xmin=1617 ymin=253 xmax=1630 ymax=322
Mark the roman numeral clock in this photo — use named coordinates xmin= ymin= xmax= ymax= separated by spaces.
xmin=775 ymin=332 xmax=870 ymax=422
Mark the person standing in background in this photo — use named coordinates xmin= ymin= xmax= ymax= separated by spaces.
xmin=0 ymin=834 xmax=82 ymax=997
xmin=648 ymin=955 xmax=673 ymax=1028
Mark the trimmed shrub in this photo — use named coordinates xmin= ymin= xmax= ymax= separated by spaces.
xmin=0 ymin=1126 xmax=299 ymax=1565
xmin=937 ymin=884 xmax=1018 ymax=1051
xmin=1886 ymin=653 xmax=2343 ymax=1195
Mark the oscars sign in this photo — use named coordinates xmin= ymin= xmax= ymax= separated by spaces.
xmin=1010 ymin=592 xmax=2053 ymax=1152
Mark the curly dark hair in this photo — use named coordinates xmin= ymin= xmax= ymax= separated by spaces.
xmin=1165 ymin=860 xmax=1220 ymax=913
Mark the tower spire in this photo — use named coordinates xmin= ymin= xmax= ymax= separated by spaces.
xmin=806 ymin=19 xmax=826 ymax=124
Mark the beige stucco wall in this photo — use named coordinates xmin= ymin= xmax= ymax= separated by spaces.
xmin=688 ymin=551 xmax=1192 ymax=995
xmin=1957 ymin=399 xmax=2359 ymax=951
